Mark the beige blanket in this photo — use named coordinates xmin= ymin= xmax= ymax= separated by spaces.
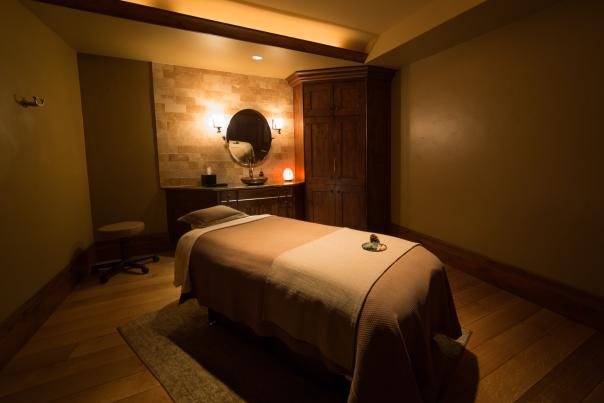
xmin=174 ymin=214 xmax=270 ymax=293
xmin=185 ymin=216 xmax=462 ymax=403
xmin=264 ymin=228 xmax=417 ymax=370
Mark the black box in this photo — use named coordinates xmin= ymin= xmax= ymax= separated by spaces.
xmin=201 ymin=174 xmax=216 ymax=186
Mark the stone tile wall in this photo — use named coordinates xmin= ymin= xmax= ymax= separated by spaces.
xmin=152 ymin=63 xmax=295 ymax=186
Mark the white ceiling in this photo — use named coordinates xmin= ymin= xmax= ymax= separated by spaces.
xmin=123 ymin=0 xmax=377 ymax=52
xmin=237 ymin=0 xmax=429 ymax=34
xmin=120 ymin=0 xmax=491 ymax=60
xmin=23 ymin=0 xmax=542 ymax=78
xmin=23 ymin=0 xmax=359 ymax=79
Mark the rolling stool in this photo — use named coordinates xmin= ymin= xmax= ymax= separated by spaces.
xmin=91 ymin=221 xmax=159 ymax=283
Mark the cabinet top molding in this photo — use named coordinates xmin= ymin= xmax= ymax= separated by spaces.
xmin=286 ymin=66 xmax=396 ymax=87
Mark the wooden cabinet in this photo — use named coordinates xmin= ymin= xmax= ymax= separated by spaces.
xmin=333 ymin=81 xmax=364 ymax=116
xmin=304 ymin=118 xmax=333 ymax=183
xmin=165 ymin=183 xmax=305 ymax=245
xmin=288 ymin=66 xmax=394 ymax=232
xmin=306 ymin=184 xmax=338 ymax=226
xmin=302 ymin=82 xmax=332 ymax=117
xmin=333 ymin=116 xmax=365 ymax=184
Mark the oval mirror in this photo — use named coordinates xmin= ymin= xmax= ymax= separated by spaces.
xmin=226 ymin=109 xmax=272 ymax=166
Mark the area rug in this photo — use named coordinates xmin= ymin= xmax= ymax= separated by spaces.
xmin=118 ymin=300 xmax=470 ymax=403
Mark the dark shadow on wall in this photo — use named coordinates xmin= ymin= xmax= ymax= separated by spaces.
xmin=146 ymin=61 xmax=168 ymax=232
xmin=390 ymin=69 xmax=402 ymax=224
xmin=77 ymin=54 xmax=168 ymax=239
xmin=390 ymin=66 xmax=412 ymax=226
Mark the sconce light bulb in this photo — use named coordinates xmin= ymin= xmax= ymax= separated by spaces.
xmin=212 ymin=114 xmax=226 ymax=136
xmin=272 ymin=118 xmax=284 ymax=134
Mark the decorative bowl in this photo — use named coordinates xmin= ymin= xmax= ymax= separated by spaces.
xmin=362 ymin=242 xmax=388 ymax=252
xmin=240 ymin=176 xmax=268 ymax=186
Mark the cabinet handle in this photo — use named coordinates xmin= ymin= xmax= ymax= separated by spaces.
xmin=333 ymin=159 xmax=336 ymax=176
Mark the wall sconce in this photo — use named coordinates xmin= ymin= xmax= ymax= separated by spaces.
xmin=15 ymin=95 xmax=45 ymax=108
xmin=283 ymin=167 xmax=294 ymax=183
xmin=212 ymin=114 xmax=226 ymax=136
xmin=272 ymin=118 xmax=284 ymax=134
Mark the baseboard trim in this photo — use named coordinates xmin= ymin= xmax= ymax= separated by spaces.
xmin=389 ymin=223 xmax=604 ymax=333
xmin=0 ymin=245 xmax=95 ymax=369
xmin=0 ymin=231 xmax=171 ymax=369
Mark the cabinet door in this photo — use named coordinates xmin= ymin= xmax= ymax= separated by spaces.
xmin=303 ymin=83 xmax=333 ymax=117
xmin=337 ymin=186 xmax=367 ymax=230
xmin=304 ymin=117 xmax=334 ymax=184
xmin=306 ymin=184 xmax=337 ymax=226
xmin=333 ymin=116 xmax=366 ymax=186
xmin=334 ymin=81 xmax=364 ymax=116
xmin=218 ymin=190 xmax=239 ymax=209
xmin=277 ymin=187 xmax=294 ymax=218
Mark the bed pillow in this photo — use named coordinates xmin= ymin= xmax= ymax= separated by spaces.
xmin=178 ymin=205 xmax=248 ymax=229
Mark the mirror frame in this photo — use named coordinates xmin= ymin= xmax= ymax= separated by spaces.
xmin=225 ymin=109 xmax=272 ymax=167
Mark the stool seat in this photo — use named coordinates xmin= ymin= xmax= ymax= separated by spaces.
xmin=92 ymin=220 xmax=157 ymax=284
xmin=98 ymin=221 xmax=145 ymax=239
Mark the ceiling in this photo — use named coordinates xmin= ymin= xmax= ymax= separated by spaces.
xmin=23 ymin=0 xmax=555 ymax=79
xmin=121 ymin=0 xmax=491 ymax=60
xmin=122 ymin=0 xmax=376 ymax=52
xmin=23 ymin=0 xmax=359 ymax=79
xmin=235 ymin=0 xmax=429 ymax=35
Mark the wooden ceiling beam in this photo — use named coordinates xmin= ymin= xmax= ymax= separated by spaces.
xmin=32 ymin=0 xmax=368 ymax=63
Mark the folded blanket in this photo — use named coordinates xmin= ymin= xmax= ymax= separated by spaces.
xmin=263 ymin=228 xmax=418 ymax=370
xmin=183 ymin=216 xmax=462 ymax=403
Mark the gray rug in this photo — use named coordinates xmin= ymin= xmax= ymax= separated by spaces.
xmin=118 ymin=300 xmax=470 ymax=403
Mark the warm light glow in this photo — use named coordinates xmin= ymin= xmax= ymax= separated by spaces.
xmin=122 ymin=0 xmax=374 ymax=51
xmin=252 ymin=55 xmax=263 ymax=60
xmin=272 ymin=118 xmax=284 ymax=133
xmin=283 ymin=167 xmax=294 ymax=182
xmin=212 ymin=114 xmax=226 ymax=133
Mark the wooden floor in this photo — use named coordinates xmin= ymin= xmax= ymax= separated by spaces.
xmin=1 ymin=257 xmax=603 ymax=402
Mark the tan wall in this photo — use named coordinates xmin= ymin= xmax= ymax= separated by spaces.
xmin=392 ymin=0 xmax=604 ymax=297
xmin=0 ymin=1 xmax=93 ymax=321
xmin=153 ymin=63 xmax=295 ymax=186
xmin=78 ymin=55 xmax=167 ymax=237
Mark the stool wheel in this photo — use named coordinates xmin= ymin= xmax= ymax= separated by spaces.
xmin=100 ymin=275 xmax=109 ymax=284
xmin=142 ymin=267 xmax=149 ymax=274
xmin=152 ymin=256 xmax=160 ymax=263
